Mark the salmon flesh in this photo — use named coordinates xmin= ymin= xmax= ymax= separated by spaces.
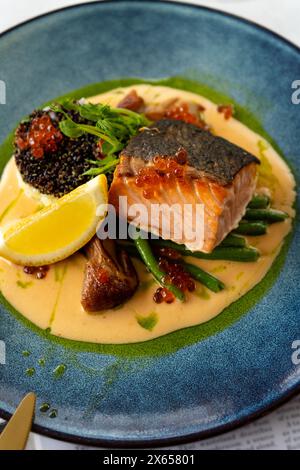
xmin=109 ymin=119 xmax=260 ymax=252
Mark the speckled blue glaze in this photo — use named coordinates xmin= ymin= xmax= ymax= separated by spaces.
xmin=0 ymin=1 xmax=299 ymax=447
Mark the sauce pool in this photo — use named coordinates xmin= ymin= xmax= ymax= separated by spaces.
xmin=0 ymin=85 xmax=296 ymax=344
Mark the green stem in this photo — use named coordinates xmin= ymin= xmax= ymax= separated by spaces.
xmin=121 ymin=242 xmax=225 ymax=293
xmin=115 ymin=106 xmax=151 ymax=124
xmin=134 ymin=237 xmax=185 ymax=301
xmin=78 ymin=124 xmax=119 ymax=147
xmin=83 ymin=159 xmax=119 ymax=176
xmin=182 ymin=262 xmax=225 ymax=293
xmin=151 ymin=240 xmax=260 ymax=262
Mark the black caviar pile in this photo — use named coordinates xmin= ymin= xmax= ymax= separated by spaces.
xmin=14 ymin=109 xmax=100 ymax=198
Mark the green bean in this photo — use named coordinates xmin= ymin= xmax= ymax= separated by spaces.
xmin=244 ymin=208 xmax=288 ymax=223
xmin=182 ymin=262 xmax=225 ymax=293
xmin=248 ymin=195 xmax=270 ymax=209
xmin=220 ymin=234 xmax=247 ymax=248
xmin=234 ymin=221 xmax=268 ymax=236
xmin=121 ymin=241 xmax=225 ymax=293
xmin=151 ymin=240 xmax=260 ymax=262
xmin=188 ymin=247 xmax=260 ymax=262
xmin=134 ymin=236 xmax=185 ymax=301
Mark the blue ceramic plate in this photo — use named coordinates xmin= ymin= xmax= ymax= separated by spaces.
xmin=0 ymin=1 xmax=299 ymax=447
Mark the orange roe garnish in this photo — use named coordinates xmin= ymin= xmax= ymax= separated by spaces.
xmin=155 ymin=247 xmax=181 ymax=260
xmin=134 ymin=154 xmax=188 ymax=198
xmin=153 ymin=287 xmax=175 ymax=304
xmin=159 ymin=258 xmax=196 ymax=293
xmin=165 ymin=103 xmax=205 ymax=128
xmin=23 ymin=265 xmax=49 ymax=280
xmin=16 ymin=114 xmax=63 ymax=159
xmin=174 ymin=148 xmax=187 ymax=165
xmin=153 ymin=256 xmax=196 ymax=304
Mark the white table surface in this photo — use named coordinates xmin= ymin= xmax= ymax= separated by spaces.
xmin=1 ymin=0 xmax=299 ymax=451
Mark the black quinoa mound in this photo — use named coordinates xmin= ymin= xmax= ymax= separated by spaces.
xmin=14 ymin=109 xmax=100 ymax=198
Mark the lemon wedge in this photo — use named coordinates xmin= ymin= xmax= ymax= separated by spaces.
xmin=0 ymin=175 xmax=108 ymax=266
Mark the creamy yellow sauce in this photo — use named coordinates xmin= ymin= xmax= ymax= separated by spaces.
xmin=0 ymin=85 xmax=296 ymax=344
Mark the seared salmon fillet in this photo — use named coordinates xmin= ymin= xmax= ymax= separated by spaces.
xmin=109 ymin=119 xmax=260 ymax=252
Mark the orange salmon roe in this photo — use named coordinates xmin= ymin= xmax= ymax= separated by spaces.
xmin=16 ymin=114 xmax=63 ymax=159
xmin=153 ymin=256 xmax=196 ymax=304
xmin=153 ymin=287 xmax=175 ymax=304
xmin=134 ymin=152 xmax=188 ymax=199
xmin=165 ymin=103 xmax=205 ymax=128
xmin=159 ymin=258 xmax=196 ymax=293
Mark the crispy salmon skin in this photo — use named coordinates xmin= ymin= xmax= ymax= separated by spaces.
xmin=109 ymin=119 xmax=260 ymax=252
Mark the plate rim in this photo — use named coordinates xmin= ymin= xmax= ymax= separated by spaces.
xmin=0 ymin=0 xmax=299 ymax=448
xmin=1 ymin=0 xmax=300 ymax=56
